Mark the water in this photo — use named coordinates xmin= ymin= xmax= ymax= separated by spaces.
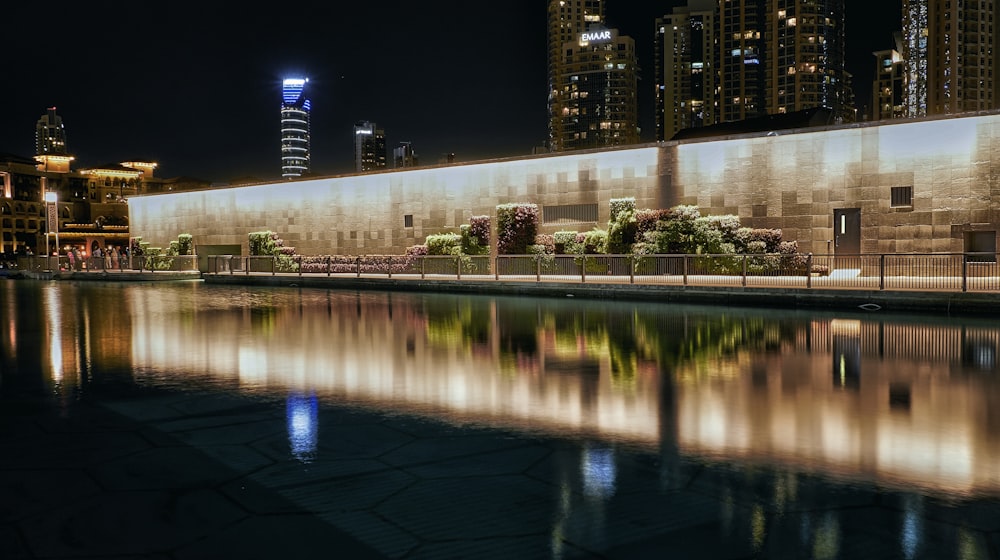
xmin=3 ymin=279 xmax=1000 ymax=559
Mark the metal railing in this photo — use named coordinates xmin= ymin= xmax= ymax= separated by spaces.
xmin=17 ymin=255 xmax=199 ymax=273
xmin=202 ymin=252 xmax=1000 ymax=293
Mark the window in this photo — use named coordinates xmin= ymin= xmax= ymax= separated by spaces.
xmin=890 ymin=186 xmax=912 ymax=208
xmin=542 ymin=203 xmax=598 ymax=224
xmin=404 ymin=214 xmax=413 ymax=228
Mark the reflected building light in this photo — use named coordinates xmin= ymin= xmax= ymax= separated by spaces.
xmin=43 ymin=285 xmax=63 ymax=383
xmin=581 ymin=446 xmax=616 ymax=500
xmin=287 ymin=393 xmax=318 ymax=462
xmin=901 ymin=495 xmax=922 ymax=559
xmin=812 ymin=512 xmax=840 ymax=560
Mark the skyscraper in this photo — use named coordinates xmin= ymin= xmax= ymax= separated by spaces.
xmin=280 ymin=78 xmax=311 ymax=179
xmin=655 ymin=1 xmax=718 ymax=140
xmin=548 ymin=0 xmax=604 ymax=151
xmin=903 ymin=0 xmax=998 ymax=117
xmin=354 ymin=121 xmax=386 ymax=173
xmin=871 ymin=33 xmax=906 ymax=121
xmin=718 ymin=0 xmax=767 ymax=123
xmin=547 ymin=0 xmax=638 ymax=151
xmin=656 ymin=0 xmax=854 ymax=138
xmin=393 ymin=142 xmax=418 ymax=168
xmin=768 ymin=0 xmax=852 ymax=119
xmin=35 ymin=107 xmax=68 ymax=156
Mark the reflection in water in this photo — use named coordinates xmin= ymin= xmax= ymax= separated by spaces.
xmin=287 ymin=393 xmax=319 ymax=462
xmin=4 ymin=282 xmax=1000 ymax=502
xmin=581 ymin=445 xmax=616 ymax=500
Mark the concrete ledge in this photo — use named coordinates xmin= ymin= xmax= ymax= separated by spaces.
xmin=201 ymin=274 xmax=1000 ymax=317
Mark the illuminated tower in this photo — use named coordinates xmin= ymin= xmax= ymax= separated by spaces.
xmin=767 ymin=0 xmax=853 ymax=121
xmin=718 ymin=0 xmax=767 ymax=122
xmin=871 ymin=33 xmax=906 ymax=121
xmin=35 ymin=107 xmax=68 ymax=156
xmin=354 ymin=121 xmax=386 ymax=173
xmin=557 ymin=27 xmax=639 ymax=150
xmin=547 ymin=0 xmax=605 ymax=151
xmin=903 ymin=0 xmax=998 ymax=116
xmin=655 ymin=1 xmax=718 ymax=140
xmin=280 ymin=78 xmax=311 ymax=178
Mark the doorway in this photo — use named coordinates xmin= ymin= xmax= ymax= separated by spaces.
xmin=833 ymin=208 xmax=861 ymax=255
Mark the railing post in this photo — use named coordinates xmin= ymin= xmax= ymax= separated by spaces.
xmin=272 ymin=256 xmax=276 ymax=276
xmin=683 ymin=255 xmax=688 ymax=286
xmin=536 ymin=254 xmax=541 ymax=282
xmin=741 ymin=255 xmax=747 ymax=287
xmin=495 ymin=256 xmax=500 ymax=281
xmin=456 ymin=256 xmax=461 ymax=280
xmin=962 ymin=254 xmax=968 ymax=292
xmin=806 ymin=253 xmax=813 ymax=289
xmin=629 ymin=255 xmax=634 ymax=284
xmin=356 ymin=256 xmax=361 ymax=278
xmin=298 ymin=255 xmax=303 ymax=277
xmin=879 ymin=254 xmax=885 ymax=290
xmin=421 ymin=256 xmax=426 ymax=280
xmin=387 ymin=256 xmax=392 ymax=278
xmin=581 ymin=254 xmax=587 ymax=283
xmin=327 ymin=256 xmax=331 ymax=276
xmin=245 ymin=257 xmax=250 ymax=276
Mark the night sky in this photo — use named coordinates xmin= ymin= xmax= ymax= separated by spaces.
xmin=2 ymin=1 xmax=900 ymax=183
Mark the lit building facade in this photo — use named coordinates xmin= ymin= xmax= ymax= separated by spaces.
xmin=393 ymin=142 xmax=418 ymax=168
xmin=871 ymin=33 xmax=906 ymax=121
xmin=555 ymin=27 xmax=639 ymax=150
xmin=655 ymin=2 xmax=718 ymax=140
xmin=719 ymin=0 xmax=767 ymax=123
xmin=767 ymin=0 xmax=852 ymax=120
xmin=354 ymin=121 xmax=386 ymax=173
xmin=547 ymin=0 xmax=605 ymax=151
xmin=35 ymin=107 xmax=68 ymax=156
xmin=280 ymin=78 xmax=311 ymax=178
xmin=903 ymin=0 xmax=999 ymax=117
xmin=658 ymin=1 xmax=854 ymax=138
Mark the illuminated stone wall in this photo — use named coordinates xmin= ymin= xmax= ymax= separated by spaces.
xmin=669 ymin=113 xmax=1000 ymax=253
xmin=129 ymin=147 xmax=663 ymax=255
xmin=130 ymin=112 xmax=1000 ymax=255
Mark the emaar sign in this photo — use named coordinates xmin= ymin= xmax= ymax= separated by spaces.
xmin=580 ymin=30 xmax=612 ymax=43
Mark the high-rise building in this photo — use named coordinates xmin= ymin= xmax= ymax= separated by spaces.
xmin=280 ymin=78 xmax=311 ymax=179
xmin=718 ymin=0 xmax=767 ymax=123
xmin=354 ymin=121 xmax=386 ymax=173
xmin=548 ymin=0 xmax=639 ymax=151
xmin=393 ymin=142 xmax=418 ymax=168
xmin=35 ymin=107 xmax=68 ymax=156
xmin=655 ymin=1 xmax=718 ymax=140
xmin=903 ymin=0 xmax=998 ymax=117
xmin=656 ymin=0 xmax=853 ymax=138
xmin=871 ymin=32 xmax=906 ymax=121
xmin=557 ymin=26 xmax=639 ymax=150
xmin=768 ymin=0 xmax=852 ymax=120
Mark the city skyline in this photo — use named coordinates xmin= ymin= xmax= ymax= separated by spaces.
xmin=1 ymin=1 xmax=899 ymax=183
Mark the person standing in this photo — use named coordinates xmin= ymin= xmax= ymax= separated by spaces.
xmin=66 ymin=247 xmax=75 ymax=271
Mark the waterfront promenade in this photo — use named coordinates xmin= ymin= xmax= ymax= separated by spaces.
xmin=10 ymin=255 xmax=1000 ymax=317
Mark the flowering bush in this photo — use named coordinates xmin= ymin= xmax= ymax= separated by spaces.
xmin=469 ymin=215 xmax=491 ymax=247
xmin=533 ymin=234 xmax=554 ymax=255
xmin=496 ymin=203 xmax=538 ymax=255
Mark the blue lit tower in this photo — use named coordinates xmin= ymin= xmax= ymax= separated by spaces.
xmin=281 ymin=78 xmax=311 ymax=178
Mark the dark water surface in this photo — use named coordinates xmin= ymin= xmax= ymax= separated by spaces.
xmin=3 ymin=279 xmax=1000 ymax=559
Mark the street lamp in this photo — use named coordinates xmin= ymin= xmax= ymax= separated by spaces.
xmin=44 ymin=192 xmax=58 ymax=271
